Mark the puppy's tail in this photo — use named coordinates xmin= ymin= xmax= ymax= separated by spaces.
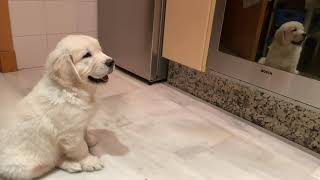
xmin=258 ymin=57 xmax=266 ymax=64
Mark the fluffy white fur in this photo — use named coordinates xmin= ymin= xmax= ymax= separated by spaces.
xmin=0 ymin=35 xmax=114 ymax=179
xmin=259 ymin=21 xmax=306 ymax=74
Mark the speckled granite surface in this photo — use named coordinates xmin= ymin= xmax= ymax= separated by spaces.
xmin=167 ymin=62 xmax=320 ymax=154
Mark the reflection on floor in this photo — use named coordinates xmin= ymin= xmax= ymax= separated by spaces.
xmin=1 ymin=68 xmax=320 ymax=180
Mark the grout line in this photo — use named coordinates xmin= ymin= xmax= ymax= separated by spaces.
xmin=9 ymin=0 xmax=97 ymax=1
xmin=18 ymin=66 xmax=44 ymax=71
xmin=13 ymin=31 xmax=97 ymax=38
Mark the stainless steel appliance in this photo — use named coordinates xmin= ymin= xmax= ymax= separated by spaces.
xmin=98 ymin=0 xmax=168 ymax=83
xmin=208 ymin=0 xmax=320 ymax=108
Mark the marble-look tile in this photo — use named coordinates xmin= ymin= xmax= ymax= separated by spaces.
xmin=0 ymin=72 xmax=24 ymax=102
xmin=2 ymin=67 xmax=44 ymax=96
xmin=120 ymin=109 xmax=232 ymax=153
xmin=167 ymin=61 xmax=320 ymax=154
xmin=88 ymin=79 xmax=320 ymax=180
xmin=0 ymin=72 xmax=25 ymax=130
xmin=1 ymin=68 xmax=320 ymax=179
xmin=145 ymin=84 xmax=197 ymax=106
xmin=0 ymin=73 xmax=4 ymax=81
xmin=185 ymin=137 xmax=317 ymax=180
xmin=96 ymin=89 xmax=183 ymax=128
xmin=188 ymin=103 xmax=320 ymax=170
xmin=96 ymin=70 xmax=146 ymax=98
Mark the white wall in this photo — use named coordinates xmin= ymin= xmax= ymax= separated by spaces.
xmin=8 ymin=0 xmax=98 ymax=69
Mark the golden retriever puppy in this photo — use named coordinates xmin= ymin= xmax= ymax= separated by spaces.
xmin=0 ymin=35 xmax=114 ymax=179
xmin=259 ymin=21 xmax=306 ymax=74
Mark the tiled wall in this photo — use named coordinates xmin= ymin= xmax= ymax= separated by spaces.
xmin=8 ymin=0 xmax=98 ymax=69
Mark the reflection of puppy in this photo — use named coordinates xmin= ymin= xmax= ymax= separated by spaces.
xmin=259 ymin=21 xmax=306 ymax=74
xmin=0 ymin=35 xmax=114 ymax=179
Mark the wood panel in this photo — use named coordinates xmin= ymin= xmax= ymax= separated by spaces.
xmin=220 ymin=0 xmax=268 ymax=61
xmin=0 ymin=0 xmax=17 ymax=72
xmin=162 ymin=0 xmax=216 ymax=72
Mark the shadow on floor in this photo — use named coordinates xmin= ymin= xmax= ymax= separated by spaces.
xmin=89 ymin=129 xmax=129 ymax=156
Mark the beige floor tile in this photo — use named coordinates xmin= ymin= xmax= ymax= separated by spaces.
xmin=1 ymin=68 xmax=320 ymax=180
xmin=2 ymin=67 xmax=44 ymax=96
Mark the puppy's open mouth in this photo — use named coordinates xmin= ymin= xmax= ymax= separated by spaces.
xmin=88 ymin=75 xmax=109 ymax=84
xmin=291 ymin=40 xmax=304 ymax=46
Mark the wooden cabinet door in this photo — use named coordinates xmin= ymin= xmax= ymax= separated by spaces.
xmin=221 ymin=0 xmax=268 ymax=61
xmin=0 ymin=0 xmax=17 ymax=72
xmin=162 ymin=0 xmax=216 ymax=72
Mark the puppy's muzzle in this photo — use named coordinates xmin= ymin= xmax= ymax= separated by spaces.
xmin=302 ymin=33 xmax=307 ymax=38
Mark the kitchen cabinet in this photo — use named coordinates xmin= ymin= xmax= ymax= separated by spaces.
xmin=0 ymin=0 xmax=17 ymax=72
xmin=221 ymin=0 xmax=269 ymax=61
xmin=162 ymin=0 xmax=216 ymax=72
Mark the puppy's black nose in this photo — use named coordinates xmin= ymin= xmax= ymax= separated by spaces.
xmin=105 ymin=59 xmax=115 ymax=67
xmin=302 ymin=33 xmax=307 ymax=37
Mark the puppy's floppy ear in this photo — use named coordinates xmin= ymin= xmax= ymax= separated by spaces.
xmin=274 ymin=27 xmax=287 ymax=45
xmin=46 ymin=48 xmax=82 ymax=86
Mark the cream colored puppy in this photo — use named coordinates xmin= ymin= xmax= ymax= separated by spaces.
xmin=0 ymin=35 xmax=114 ymax=179
xmin=259 ymin=21 xmax=306 ymax=74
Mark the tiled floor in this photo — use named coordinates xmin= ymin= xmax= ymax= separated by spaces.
xmin=1 ymin=68 xmax=320 ymax=180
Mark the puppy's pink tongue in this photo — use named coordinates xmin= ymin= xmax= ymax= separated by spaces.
xmin=102 ymin=75 xmax=109 ymax=81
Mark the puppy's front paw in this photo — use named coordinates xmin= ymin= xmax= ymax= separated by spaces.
xmin=80 ymin=155 xmax=104 ymax=172
xmin=59 ymin=160 xmax=82 ymax=173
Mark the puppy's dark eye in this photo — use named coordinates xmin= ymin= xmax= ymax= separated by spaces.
xmin=82 ymin=52 xmax=92 ymax=59
xmin=291 ymin=28 xmax=297 ymax=32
